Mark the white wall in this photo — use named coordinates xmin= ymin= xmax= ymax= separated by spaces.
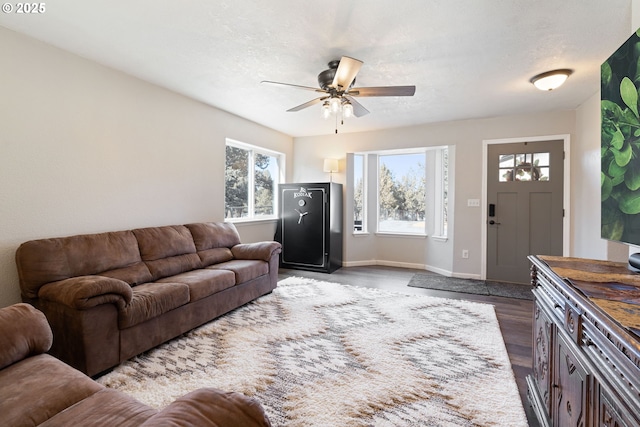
xmin=0 ymin=27 xmax=293 ymax=307
xmin=568 ymin=0 xmax=635 ymax=262
xmin=293 ymin=111 xmax=576 ymax=278
xmin=573 ymin=93 xmax=628 ymax=261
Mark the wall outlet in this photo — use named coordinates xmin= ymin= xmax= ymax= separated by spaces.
xmin=462 ymin=249 xmax=469 ymax=259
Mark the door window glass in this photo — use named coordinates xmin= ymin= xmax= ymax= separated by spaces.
xmin=499 ymin=152 xmax=549 ymax=182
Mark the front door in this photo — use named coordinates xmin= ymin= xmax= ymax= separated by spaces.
xmin=486 ymin=140 xmax=564 ymax=283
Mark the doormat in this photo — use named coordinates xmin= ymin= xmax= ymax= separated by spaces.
xmin=408 ymin=273 xmax=534 ymax=300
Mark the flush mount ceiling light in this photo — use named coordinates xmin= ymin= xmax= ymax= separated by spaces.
xmin=530 ymin=69 xmax=573 ymax=91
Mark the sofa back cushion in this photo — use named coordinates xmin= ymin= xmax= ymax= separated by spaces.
xmin=16 ymin=231 xmax=149 ymax=300
xmin=133 ymin=225 xmax=201 ymax=280
xmin=185 ymin=222 xmax=240 ymax=267
xmin=186 ymin=222 xmax=242 ymax=250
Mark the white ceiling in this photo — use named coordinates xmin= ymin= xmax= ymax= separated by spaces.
xmin=0 ymin=1 xmax=633 ymax=137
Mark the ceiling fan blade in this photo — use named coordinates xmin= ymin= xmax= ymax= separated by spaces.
xmin=286 ymin=97 xmax=327 ymax=112
xmin=331 ymin=56 xmax=363 ymax=89
xmin=344 ymin=95 xmax=370 ymax=117
xmin=348 ymin=86 xmax=416 ymax=97
xmin=261 ymin=80 xmax=325 ymax=93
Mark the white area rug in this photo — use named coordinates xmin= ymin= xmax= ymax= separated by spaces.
xmin=97 ymin=277 xmax=528 ymax=426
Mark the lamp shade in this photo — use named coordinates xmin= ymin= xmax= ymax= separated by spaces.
xmin=323 ymin=158 xmax=339 ymax=173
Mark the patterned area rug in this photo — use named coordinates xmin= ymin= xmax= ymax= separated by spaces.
xmin=97 ymin=278 xmax=528 ymax=426
xmin=408 ymin=273 xmax=534 ymax=300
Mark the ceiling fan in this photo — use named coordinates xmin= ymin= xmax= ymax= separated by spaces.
xmin=262 ymin=56 xmax=416 ymax=120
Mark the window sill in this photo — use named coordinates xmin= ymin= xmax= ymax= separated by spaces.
xmin=374 ymin=232 xmax=427 ymax=239
xmin=352 ymin=231 xmax=370 ymax=237
xmin=431 ymin=235 xmax=448 ymax=242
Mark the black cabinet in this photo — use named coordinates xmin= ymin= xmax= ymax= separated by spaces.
xmin=276 ymin=182 xmax=342 ymax=273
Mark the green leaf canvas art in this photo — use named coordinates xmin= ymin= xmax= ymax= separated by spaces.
xmin=601 ymin=27 xmax=640 ymax=243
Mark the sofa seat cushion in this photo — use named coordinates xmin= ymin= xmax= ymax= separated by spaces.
xmin=0 ymin=354 xmax=103 ymax=427
xmin=119 ymin=282 xmax=190 ymax=329
xmin=157 ymin=269 xmax=236 ymax=302
xmin=40 ymin=388 xmax=157 ymax=427
xmin=208 ymin=260 xmax=269 ymax=284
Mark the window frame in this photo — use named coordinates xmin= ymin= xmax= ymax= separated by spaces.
xmin=353 ymin=153 xmax=367 ymax=234
xmin=433 ymin=146 xmax=448 ymax=239
xmin=224 ymin=138 xmax=285 ymax=222
xmin=350 ymin=146 xmax=448 ymax=239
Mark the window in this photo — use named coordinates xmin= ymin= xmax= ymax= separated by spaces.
xmin=350 ymin=147 xmax=449 ymax=237
xmin=225 ymin=139 xmax=283 ymax=220
xmin=353 ymin=154 xmax=366 ymax=232
xmin=378 ymin=152 xmax=426 ymax=234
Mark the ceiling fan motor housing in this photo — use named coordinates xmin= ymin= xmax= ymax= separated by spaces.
xmin=317 ymin=59 xmax=354 ymax=90
xmin=317 ymin=68 xmax=335 ymax=90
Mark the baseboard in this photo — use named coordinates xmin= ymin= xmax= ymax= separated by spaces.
xmin=450 ymin=272 xmax=482 ymax=280
xmin=343 ymin=260 xmax=426 ymax=270
xmin=342 ymin=260 xmax=378 ymax=267
xmin=342 ymin=260 xmax=480 ymax=280
xmin=375 ymin=260 xmax=427 ymax=270
xmin=423 ymin=264 xmax=452 ymax=277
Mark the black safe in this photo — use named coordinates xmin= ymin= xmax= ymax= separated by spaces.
xmin=276 ymin=182 xmax=343 ymax=273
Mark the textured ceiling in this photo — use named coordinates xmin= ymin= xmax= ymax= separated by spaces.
xmin=0 ymin=0 xmax=633 ymax=137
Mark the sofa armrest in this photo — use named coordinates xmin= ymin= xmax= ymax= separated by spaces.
xmin=38 ymin=275 xmax=133 ymax=310
xmin=231 ymin=242 xmax=282 ymax=262
xmin=0 ymin=303 xmax=53 ymax=370
xmin=141 ymin=388 xmax=271 ymax=427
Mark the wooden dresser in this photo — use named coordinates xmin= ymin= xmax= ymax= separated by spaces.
xmin=527 ymin=255 xmax=640 ymax=427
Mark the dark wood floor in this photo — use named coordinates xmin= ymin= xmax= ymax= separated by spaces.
xmin=279 ymin=265 xmax=540 ymax=427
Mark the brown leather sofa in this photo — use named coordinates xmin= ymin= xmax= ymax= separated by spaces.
xmin=0 ymin=303 xmax=272 ymax=427
xmin=15 ymin=222 xmax=281 ymax=377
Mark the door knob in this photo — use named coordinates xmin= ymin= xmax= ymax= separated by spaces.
xmin=489 ymin=220 xmax=501 ymax=225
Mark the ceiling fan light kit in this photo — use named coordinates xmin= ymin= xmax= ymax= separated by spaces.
xmin=262 ymin=56 xmax=416 ymax=130
xmin=530 ymin=69 xmax=573 ymax=91
xmin=329 ymin=96 xmax=342 ymax=114
xmin=342 ymin=101 xmax=354 ymax=118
